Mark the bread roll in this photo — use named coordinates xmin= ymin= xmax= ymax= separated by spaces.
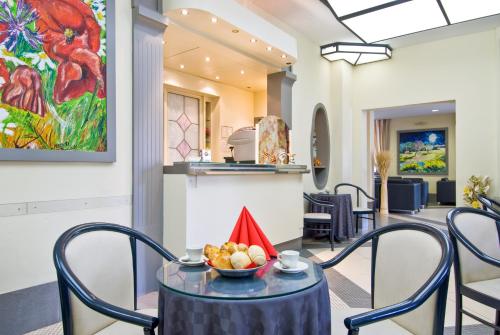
xmin=212 ymin=250 xmax=233 ymax=269
xmin=237 ymin=243 xmax=248 ymax=253
xmin=203 ymin=244 xmax=220 ymax=261
xmin=220 ymin=241 xmax=238 ymax=254
xmin=230 ymin=251 xmax=252 ymax=269
xmin=248 ymin=245 xmax=266 ymax=266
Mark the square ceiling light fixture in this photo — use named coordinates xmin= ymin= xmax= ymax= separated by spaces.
xmin=322 ymin=0 xmax=500 ymax=43
xmin=321 ymin=42 xmax=392 ymax=65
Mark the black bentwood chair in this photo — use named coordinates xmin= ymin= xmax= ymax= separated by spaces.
xmin=446 ymin=208 xmax=500 ymax=335
xmin=303 ymin=192 xmax=336 ymax=251
xmin=334 ymin=183 xmax=377 ymax=233
xmin=322 ymin=223 xmax=452 ymax=335
xmin=53 ymin=223 xmax=177 ymax=335
xmin=477 ymin=194 xmax=500 ymax=215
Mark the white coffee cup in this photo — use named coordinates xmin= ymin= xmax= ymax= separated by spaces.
xmin=186 ymin=248 xmax=203 ymax=262
xmin=278 ymin=250 xmax=299 ymax=268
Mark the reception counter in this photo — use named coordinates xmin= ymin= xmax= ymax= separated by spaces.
xmin=163 ymin=162 xmax=309 ymax=256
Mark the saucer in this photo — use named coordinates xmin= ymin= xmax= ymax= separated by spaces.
xmin=177 ymin=255 xmax=206 ymax=267
xmin=273 ymin=261 xmax=308 ymax=273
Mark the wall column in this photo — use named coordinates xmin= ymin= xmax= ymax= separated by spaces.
xmin=132 ymin=4 xmax=168 ymax=294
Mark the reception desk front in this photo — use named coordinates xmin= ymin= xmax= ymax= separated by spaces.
xmin=163 ymin=162 xmax=309 ymax=256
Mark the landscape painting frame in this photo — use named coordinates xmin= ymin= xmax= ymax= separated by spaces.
xmin=0 ymin=0 xmax=116 ymax=162
xmin=397 ymin=127 xmax=448 ymax=176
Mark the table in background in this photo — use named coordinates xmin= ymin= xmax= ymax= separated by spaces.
xmin=311 ymin=193 xmax=355 ymax=240
xmin=156 ymin=257 xmax=331 ymax=335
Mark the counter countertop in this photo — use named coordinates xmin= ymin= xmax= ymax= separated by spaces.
xmin=163 ymin=162 xmax=309 ymax=175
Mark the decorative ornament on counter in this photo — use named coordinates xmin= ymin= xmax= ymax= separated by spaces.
xmin=313 ymin=158 xmax=322 ymax=167
xmin=278 ymin=150 xmax=288 ymax=165
xmin=287 ymin=153 xmax=296 ymax=164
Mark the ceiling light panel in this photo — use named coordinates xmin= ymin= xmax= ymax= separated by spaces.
xmin=440 ymin=0 xmax=500 ymax=24
xmin=321 ymin=42 xmax=391 ymax=65
xmin=326 ymin=0 xmax=395 ymax=17
xmin=356 ymin=53 xmax=390 ymax=65
xmin=323 ymin=52 xmax=360 ymax=65
xmin=341 ymin=0 xmax=447 ymax=42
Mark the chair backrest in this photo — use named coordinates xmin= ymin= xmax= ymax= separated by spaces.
xmin=477 ymin=194 xmax=500 ymax=215
xmin=334 ymin=183 xmax=373 ymax=207
xmin=447 ymin=208 xmax=500 ymax=284
xmin=373 ymin=226 xmax=447 ymax=335
xmin=65 ymin=231 xmax=135 ymax=335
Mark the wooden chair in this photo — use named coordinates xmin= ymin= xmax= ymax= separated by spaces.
xmin=303 ymin=193 xmax=336 ymax=251
xmin=334 ymin=183 xmax=377 ymax=233
xmin=447 ymin=208 xmax=500 ymax=335
xmin=53 ymin=223 xmax=177 ymax=335
xmin=322 ymin=223 xmax=452 ymax=335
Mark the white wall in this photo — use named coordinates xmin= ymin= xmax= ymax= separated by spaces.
xmin=0 ymin=0 xmax=133 ymax=294
xmin=387 ymin=114 xmax=456 ymax=193
xmin=350 ymin=29 xmax=500 ymax=204
xmin=164 ymin=69 xmax=255 ymax=162
xmin=254 ymin=90 xmax=267 ymax=117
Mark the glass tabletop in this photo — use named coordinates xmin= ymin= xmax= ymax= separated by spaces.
xmin=156 ymin=257 xmax=323 ymax=300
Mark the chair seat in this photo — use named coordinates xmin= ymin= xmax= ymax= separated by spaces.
xmin=95 ymin=309 xmax=157 ymax=335
xmin=332 ymin=308 xmax=413 ymax=335
xmin=304 ymin=212 xmax=332 ymax=220
xmin=464 ymin=277 xmax=500 ymax=300
xmin=353 ymin=207 xmax=374 ymax=214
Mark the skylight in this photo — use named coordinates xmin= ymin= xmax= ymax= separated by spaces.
xmin=322 ymin=0 xmax=500 ymax=43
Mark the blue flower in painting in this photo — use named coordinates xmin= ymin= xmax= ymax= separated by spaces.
xmin=0 ymin=0 xmax=42 ymax=52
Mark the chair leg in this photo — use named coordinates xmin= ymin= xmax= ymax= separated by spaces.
xmin=329 ymin=223 xmax=334 ymax=251
xmin=372 ymin=212 xmax=376 ymax=230
xmin=495 ymin=310 xmax=500 ymax=335
xmin=355 ymin=215 xmax=359 ymax=234
xmin=144 ymin=328 xmax=155 ymax=335
xmin=455 ymin=294 xmax=462 ymax=335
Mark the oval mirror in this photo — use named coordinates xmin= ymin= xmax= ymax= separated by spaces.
xmin=311 ymin=103 xmax=330 ymax=189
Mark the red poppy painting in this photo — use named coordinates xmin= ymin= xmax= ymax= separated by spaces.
xmin=0 ymin=0 xmax=111 ymax=160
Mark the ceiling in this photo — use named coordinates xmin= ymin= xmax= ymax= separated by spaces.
xmin=236 ymin=0 xmax=500 ymax=48
xmin=164 ymin=23 xmax=278 ymax=92
xmin=373 ymin=101 xmax=455 ymax=119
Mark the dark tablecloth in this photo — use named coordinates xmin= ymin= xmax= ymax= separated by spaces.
xmin=158 ymin=276 xmax=331 ymax=335
xmin=311 ymin=193 xmax=354 ymax=240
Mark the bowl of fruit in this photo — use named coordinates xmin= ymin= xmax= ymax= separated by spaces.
xmin=204 ymin=242 xmax=267 ymax=278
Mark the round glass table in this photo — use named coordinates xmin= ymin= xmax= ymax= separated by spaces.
xmin=156 ymin=257 xmax=331 ymax=335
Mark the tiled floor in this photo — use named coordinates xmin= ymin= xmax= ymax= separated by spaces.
xmin=27 ymin=208 xmax=494 ymax=335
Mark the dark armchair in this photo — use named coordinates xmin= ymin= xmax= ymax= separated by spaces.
xmin=477 ymin=194 xmax=500 ymax=215
xmin=446 ymin=208 xmax=500 ymax=335
xmin=334 ymin=183 xmax=376 ymax=233
xmin=322 ymin=223 xmax=452 ymax=335
xmin=303 ymin=193 xmax=336 ymax=250
xmin=53 ymin=222 xmax=177 ymax=335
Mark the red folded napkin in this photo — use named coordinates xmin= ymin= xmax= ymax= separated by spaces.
xmin=229 ymin=207 xmax=277 ymax=260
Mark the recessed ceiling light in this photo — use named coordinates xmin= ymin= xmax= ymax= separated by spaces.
xmin=161 ymin=40 xmax=165 ymax=45
xmin=180 ymin=64 xmax=185 ymax=69
xmin=232 ymin=29 xmax=239 ymax=33
xmin=211 ymin=17 xmax=218 ymax=23
xmin=215 ymin=76 xmax=220 ymax=80
xmin=205 ymin=57 xmax=210 ymax=62
xmin=266 ymin=46 xmax=272 ymax=52
xmin=163 ymin=80 xmax=167 ymax=84
xmin=181 ymin=9 xmax=188 ymax=16
xmin=240 ymin=70 xmax=245 ymax=75
xmin=281 ymin=54 xmax=287 ymax=59
xmin=250 ymin=38 xmax=257 ymax=43
xmin=432 ymin=109 xmax=439 ymax=112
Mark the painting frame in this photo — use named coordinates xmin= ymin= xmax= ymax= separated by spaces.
xmin=0 ymin=0 xmax=116 ymax=162
xmin=397 ymin=127 xmax=448 ymax=176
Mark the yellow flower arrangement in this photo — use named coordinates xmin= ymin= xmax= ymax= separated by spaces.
xmin=463 ymin=175 xmax=490 ymax=207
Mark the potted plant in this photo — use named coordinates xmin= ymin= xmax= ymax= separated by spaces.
xmin=463 ymin=175 xmax=491 ymax=208
xmin=375 ymin=151 xmax=391 ymax=215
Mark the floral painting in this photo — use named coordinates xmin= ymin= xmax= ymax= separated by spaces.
xmin=0 ymin=0 xmax=112 ymax=161
xmin=398 ymin=128 xmax=448 ymax=175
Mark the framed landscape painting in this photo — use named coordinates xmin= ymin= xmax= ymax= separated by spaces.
xmin=398 ymin=128 xmax=448 ymax=175
xmin=0 ymin=0 xmax=115 ymax=161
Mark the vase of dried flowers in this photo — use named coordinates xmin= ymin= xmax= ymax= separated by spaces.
xmin=375 ymin=151 xmax=392 ymax=215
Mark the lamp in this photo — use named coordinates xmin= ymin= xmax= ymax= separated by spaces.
xmin=321 ymin=42 xmax=392 ymax=65
xmin=321 ymin=0 xmax=500 ymax=43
